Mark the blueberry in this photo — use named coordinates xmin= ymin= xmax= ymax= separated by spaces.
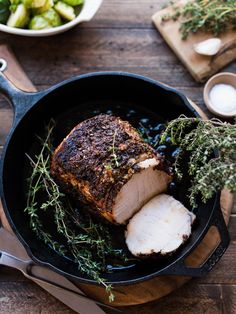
xmin=126 ymin=109 xmax=136 ymax=118
xmin=154 ymin=134 xmax=161 ymax=143
xmin=138 ymin=127 xmax=146 ymax=135
xmin=152 ymin=134 xmax=161 ymax=147
xmin=156 ymin=145 xmax=167 ymax=153
xmin=168 ymin=182 xmax=177 ymax=195
xmin=165 ymin=136 xmax=172 ymax=144
xmin=153 ymin=123 xmax=165 ymax=132
xmin=140 ymin=118 xmax=149 ymax=125
xmin=172 ymin=148 xmax=180 ymax=158
xmin=92 ymin=110 xmax=100 ymax=115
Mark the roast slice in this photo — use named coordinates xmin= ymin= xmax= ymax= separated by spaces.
xmin=51 ymin=114 xmax=171 ymax=224
xmin=113 ymin=158 xmax=172 ymax=223
xmin=125 ymin=194 xmax=196 ymax=256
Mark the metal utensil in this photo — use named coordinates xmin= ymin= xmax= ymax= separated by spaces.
xmin=0 ymin=227 xmax=120 ymax=313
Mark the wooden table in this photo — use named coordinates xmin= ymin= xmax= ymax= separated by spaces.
xmin=0 ymin=1 xmax=235 ymax=313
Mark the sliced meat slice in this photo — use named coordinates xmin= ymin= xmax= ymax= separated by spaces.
xmin=125 ymin=194 xmax=196 ymax=256
xmin=113 ymin=158 xmax=171 ymax=223
xmin=51 ymin=114 xmax=171 ymax=224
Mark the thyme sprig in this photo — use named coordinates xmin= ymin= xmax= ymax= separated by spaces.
xmin=106 ymin=129 xmax=119 ymax=169
xmin=138 ymin=122 xmax=153 ymax=145
xmin=25 ymin=123 xmax=65 ymax=254
xmin=24 ymin=120 xmax=129 ymax=302
xmin=110 ymin=129 xmax=119 ymax=167
xmin=162 ymin=0 xmax=236 ymax=39
xmin=161 ymin=115 xmax=236 ymax=207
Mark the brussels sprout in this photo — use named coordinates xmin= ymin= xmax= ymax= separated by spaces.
xmin=9 ymin=0 xmax=19 ymax=3
xmin=62 ymin=0 xmax=83 ymax=7
xmin=34 ymin=0 xmax=53 ymax=14
xmin=54 ymin=1 xmax=75 ymax=21
xmin=9 ymin=0 xmax=20 ymax=10
xmin=0 ymin=0 xmax=10 ymax=24
xmin=21 ymin=0 xmax=30 ymax=8
xmin=7 ymin=4 xmax=29 ymax=27
xmin=29 ymin=15 xmax=52 ymax=29
xmin=22 ymin=0 xmax=46 ymax=9
xmin=42 ymin=8 xmax=61 ymax=26
xmin=33 ymin=0 xmax=46 ymax=7
xmin=9 ymin=0 xmax=20 ymax=13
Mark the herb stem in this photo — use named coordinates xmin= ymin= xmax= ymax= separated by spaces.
xmin=162 ymin=0 xmax=236 ymax=39
xmin=111 ymin=129 xmax=119 ymax=167
xmin=161 ymin=115 xmax=236 ymax=207
xmin=24 ymin=120 xmax=130 ymax=302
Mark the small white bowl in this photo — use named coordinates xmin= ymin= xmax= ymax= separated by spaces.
xmin=203 ymin=72 xmax=236 ymax=118
xmin=0 ymin=0 xmax=103 ymax=37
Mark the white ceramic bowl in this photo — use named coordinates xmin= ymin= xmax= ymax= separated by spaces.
xmin=0 ymin=0 xmax=103 ymax=37
xmin=203 ymin=72 xmax=236 ymax=118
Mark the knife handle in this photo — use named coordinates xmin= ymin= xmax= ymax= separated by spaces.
xmin=30 ymin=278 xmax=107 ymax=314
xmin=0 ymin=227 xmax=112 ymax=314
xmin=0 ymin=249 xmax=109 ymax=314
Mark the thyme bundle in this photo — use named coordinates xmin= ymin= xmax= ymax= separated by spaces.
xmin=161 ymin=115 xmax=236 ymax=207
xmin=24 ymin=121 xmax=129 ymax=302
xmin=162 ymin=0 xmax=236 ymax=39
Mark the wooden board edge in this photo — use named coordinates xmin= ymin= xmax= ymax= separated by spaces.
xmin=152 ymin=14 xmax=203 ymax=82
xmin=152 ymin=8 xmax=236 ymax=83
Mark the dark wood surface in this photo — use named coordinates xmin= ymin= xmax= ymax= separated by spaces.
xmin=0 ymin=0 xmax=235 ymax=313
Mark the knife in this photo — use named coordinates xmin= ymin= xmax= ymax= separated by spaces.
xmin=0 ymin=227 xmax=119 ymax=314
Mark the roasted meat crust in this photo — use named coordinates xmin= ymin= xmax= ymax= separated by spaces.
xmin=51 ymin=114 xmax=166 ymax=222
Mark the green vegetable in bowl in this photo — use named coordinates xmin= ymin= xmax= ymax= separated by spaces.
xmin=7 ymin=3 xmax=29 ymax=27
xmin=29 ymin=14 xmax=50 ymax=29
xmin=63 ymin=0 xmax=82 ymax=7
xmin=0 ymin=0 xmax=10 ymax=24
xmin=42 ymin=8 xmax=61 ymax=26
xmin=1 ymin=0 xmax=83 ymax=29
xmin=9 ymin=0 xmax=20 ymax=4
xmin=22 ymin=0 xmax=46 ymax=8
xmin=9 ymin=0 xmax=20 ymax=12
xmin=34 ymin=0 xmax=53 ymax=14
xmin=29 ymin=8 xmax=61 ymax=29
xmin=54 ymin=1 xmax=75 ymax=20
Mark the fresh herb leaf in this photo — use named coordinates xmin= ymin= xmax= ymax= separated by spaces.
xmin=161 ymin=115 xmax=236 ymax=207
xmin=162 ymin=0 xmax=236 ymax=39
xmin=24 ymin=120 xmax=130 ymax=302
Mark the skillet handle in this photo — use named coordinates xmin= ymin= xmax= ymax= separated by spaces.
xmin=159 ymin=206 xmax=230 ymax=277
xmin=0 ymin=49 xmax=42 ymax=123
xmin=0 ymin=45 xmax=36 ymax=93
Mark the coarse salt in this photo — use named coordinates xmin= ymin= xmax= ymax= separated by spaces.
xmin=209 ymin=84 xmax=236 ymax=115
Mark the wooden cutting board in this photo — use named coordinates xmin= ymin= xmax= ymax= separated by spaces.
xmin=152 ymin=0 xmax=236 ymax=83
xmin=0 ymin=44 xmax=234 ymax=307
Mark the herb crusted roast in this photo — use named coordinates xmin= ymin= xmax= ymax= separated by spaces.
xmin=51 ymin=114 xmax=171 ymax=224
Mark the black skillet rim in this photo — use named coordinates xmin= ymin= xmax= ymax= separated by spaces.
xmin=0 ymin=71 xmax=222 ymax=286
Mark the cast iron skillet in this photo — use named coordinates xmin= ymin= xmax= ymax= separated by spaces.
xmin=0 ymin=59 xmax=229 ymax=287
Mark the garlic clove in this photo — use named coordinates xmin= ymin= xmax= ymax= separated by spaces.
xmin=194 ymin=38 xmax=222 ymax=56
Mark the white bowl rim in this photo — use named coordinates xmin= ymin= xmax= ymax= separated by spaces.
xmin=203 ymin=72 xmax=236 ymax=118
xmin=0 ymin=0 xmax=103 ymax=37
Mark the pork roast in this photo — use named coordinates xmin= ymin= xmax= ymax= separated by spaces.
xmin=51 ymin=114 xmax=171 ymax=224
xmin=125 ymin=194 xmax=196 ymax=256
